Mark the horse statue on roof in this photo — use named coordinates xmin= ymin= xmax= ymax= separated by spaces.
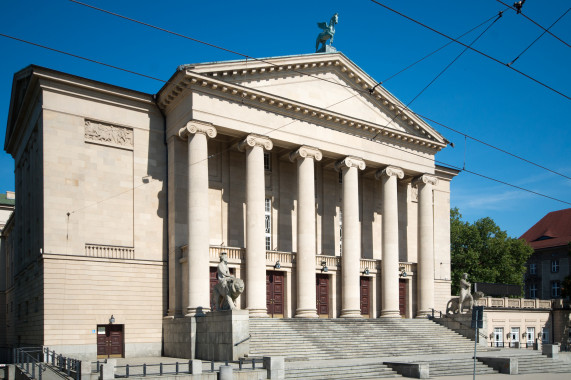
xmin=316 ymin=13 xmax=338 ymax=52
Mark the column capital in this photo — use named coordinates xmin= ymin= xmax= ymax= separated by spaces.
xmin=413 ymin=174 xmax=438 ymax=186
xmin=335 ymin=156 xmax=366 ymax=171
xmin=178 ymin=121 xmax=217 ymax=140
xmin=375 ymin=166 xmax=404 ymax=180
xmin=289 ymin=145 xmax=323 ymax=162
xmin=238 ymin=134 xmax=273 ymax=152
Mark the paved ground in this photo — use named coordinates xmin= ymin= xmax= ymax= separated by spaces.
xmin=431 ymin=374 xmax=567 ymax=380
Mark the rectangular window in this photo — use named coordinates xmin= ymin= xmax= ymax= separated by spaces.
xmin=529 ymin=263 xmax=536 ymax=275
xmin=551 ymin=281 xmax=561 ymax=297
xmin=265 ymin=198 xmax=271 ymax=251
xmin=264 ymin=152 xmax=271 ymax=172
xmin=529 ymin=284 xmax=537 ymax=299
xmin=551 ymin=260 xmax=559 ymax=273
xmin=527 ymin=327 xmax=535 ymax=348
xmin=494 ymin=327 xmax=504 ymax=347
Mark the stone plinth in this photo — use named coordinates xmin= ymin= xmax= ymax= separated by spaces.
xmin=163 ymin=317 xmax=197 ymax=359
xmin=433 ymin=314 xmax=488 ymax=347
xmin=196 ymin=310 xmax=250 ymax=361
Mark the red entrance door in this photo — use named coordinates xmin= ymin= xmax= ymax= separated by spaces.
xmin=266 ymin=271 xmax=284 ymax=317
xmin=360 ymin=276 xmax=370 ymax=316
xmin=399 ymin=279 xmax=407 ymax=317
xmin=97 ymin=324 xmax=124 ymax=358
xmin=316 ymin=274 xmax=329 ymax=317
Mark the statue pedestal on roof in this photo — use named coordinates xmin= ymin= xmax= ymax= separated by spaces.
xmin=317 ymin=45 xmax=337 ymax=53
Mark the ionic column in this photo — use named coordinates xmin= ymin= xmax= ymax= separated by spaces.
xmin=178 ymin=121 xmax=217 ymax=316
xmin=414 ymin=174 xmax=438 ymax=317
xmin=335 ymin=156 xmax=366 ymax=318
xmin=376 ymin=166 xmax=404 ymax=318
xmin=238 ymin=134 xmax=273 ymax=317
xmin=290 ymin=146 xmax=322 ymax=318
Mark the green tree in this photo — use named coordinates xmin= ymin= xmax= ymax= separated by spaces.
xmin=450 ymin=208 xmax=533 ymax=295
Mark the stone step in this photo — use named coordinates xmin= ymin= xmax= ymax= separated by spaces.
xmin=285 ymin=364 xmax=400 ymax=379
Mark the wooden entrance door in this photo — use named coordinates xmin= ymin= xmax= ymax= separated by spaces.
xmin=266 ymin=271 xmax=284 ymax=318
xmin=360 ymin=276 xmax=370 ymax=316
xmin=399 ymin=279 xmax=406 ymax=317
xmin=316 ymin=274 xmax=329 ymax=317
xmin=97 ymin=324 xmax=124 ymax=358
xmin=210 ymin=266 xmax=236 ymax=311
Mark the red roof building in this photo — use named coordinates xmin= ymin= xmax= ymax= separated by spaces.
xmin=521 ymin=208 xmax=571 ymax=300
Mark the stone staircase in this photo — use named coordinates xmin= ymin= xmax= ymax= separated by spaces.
xmin=416 ymin=358 xmax=496 ymax=377
xmin=285 ymin=360 xmax=401 ymax=379
xmin=507 ymin=351 xmax=571 ymax=374
xmin=248 ymin=318 xmax=481 ymax=360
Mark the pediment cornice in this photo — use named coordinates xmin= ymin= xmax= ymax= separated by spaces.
xmin=157 ymin=60 xmax=447 ymax=152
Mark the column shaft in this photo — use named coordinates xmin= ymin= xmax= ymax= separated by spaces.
xmin=240 ymin=135 xmax=273 ymax=317
xmin=416 ymin=175 xmax=437 ymax=317
xmin=378 ymin=166 xmax=404 ymax=318
xmin=291 ymin=147 xmax=322 ymax=318
xmin=336 ymin=157 xmax=365 ymax=318
xmin=180 ymin=122 xmax=217 ymax=316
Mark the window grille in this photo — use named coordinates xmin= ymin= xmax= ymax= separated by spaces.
xmin=265 ymin=198 xmax=271 ymax=251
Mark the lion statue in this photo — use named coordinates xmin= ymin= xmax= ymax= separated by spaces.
xmin=446 ymin=291 xmax=484 ymax=314
xmin=211 ymin=277 xmax=245 ymax=311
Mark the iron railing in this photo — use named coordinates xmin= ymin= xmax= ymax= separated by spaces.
xmin=14 ymin=347 xmax=81 ymax=380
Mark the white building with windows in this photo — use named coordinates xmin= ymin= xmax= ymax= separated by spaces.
xmin=3 ymin=53 xmax=458 ymax=359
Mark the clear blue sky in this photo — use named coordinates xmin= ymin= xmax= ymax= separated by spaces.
xmin=1 ymin=0 xmax=569 ymax=238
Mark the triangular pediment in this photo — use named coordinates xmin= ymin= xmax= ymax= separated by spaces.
xmin=171 ymin=53 xmax=446 ymax=146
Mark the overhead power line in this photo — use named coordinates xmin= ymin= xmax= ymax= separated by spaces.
xmin=367 ymin=0 xmax=571 ymax=101
xmin=1 ymin=33 xmax=569 ymax=209
xmin=508 ymin=6 xmax=571 ymax=66
xmin=496 ymin=0 xmax=571 ymax=49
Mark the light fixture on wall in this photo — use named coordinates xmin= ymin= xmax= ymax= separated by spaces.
xmin=109 ymin=315 xmax=115 ymax=324
xmin=363 ymin=268 xmax=370 ymax=276
xmin=321 ymin=260 xmax=328 ymax=273
xmin=274 ymin=261 xmax=281 ymax=269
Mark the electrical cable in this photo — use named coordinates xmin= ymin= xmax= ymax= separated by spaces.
xmin=370 ymin=9 xmax=506 ymax=91
xmin=368 ymin=0 xmax=571 ymax=101
xmin=496 ymin=0 xmax=571 ymax=49
xmin=61 ymin=0 xmax=571 ymax=176
xmin=1 ymin=32 xmax=568 ymax=210
xmin=508 ymin=6 xmax=571 ymax=66
xmin=371 ymin=12 xmax=503 ymax=141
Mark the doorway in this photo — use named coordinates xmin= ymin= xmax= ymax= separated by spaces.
xmin=316 ymin=274 xmax=329 ymax=317
xmin=399 ymin=279 xmax=407 ymax=317
xmin=97 ymin=324 xmax=124 ymax=358
xmin=266 ymin=271 xmax=284 ymax=318
xmin=360 ymin=276 xmax=370 ymax=316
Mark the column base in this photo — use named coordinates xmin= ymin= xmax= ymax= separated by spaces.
xmin=416 ymin=309 xmax=433 ymax=318
xmin=248 ymin=308 xmax=269 ymax=318
xmin=340 ymin=309 xmax=362 ymax=318
xmin=295 ymin=309 xmax=319 ymax=318
xmin=185 ymin=306 xmax=210 ymax=317
xmin=379 ymin=310 xmax=401 ymax=318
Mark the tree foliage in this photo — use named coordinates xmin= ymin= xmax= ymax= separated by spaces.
xmin=450 ymin=208 xmax=533 ymax=295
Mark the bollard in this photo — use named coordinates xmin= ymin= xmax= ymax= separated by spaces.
xmin=210 ymin=361 xmax=214 ymax=372
xmin=125 ymin=364 xmax=129 ymax=378
xmin=252 ymin=358 xmax=256 ymax=370
xmin=143 ymin=364 xmax=146 ymax=377
xmin=239 ymin=358 xmax=243 ymax=370
xmin=219 ymin=365 xmax=233 ymax=380
xmin=159 ymin=363 xmax=163 ymax=376
xmin=52 ymin=352 xmax=55 ymax=366
xmin=39 ymin=364 xmax=42 ymax=380
xmin=175 ymin=362 xmax=179 ymax=375
xmin=32 ymin=360 xmax=35 ymax=379
xmin=188 ymin=360 xmax=192 ymax=374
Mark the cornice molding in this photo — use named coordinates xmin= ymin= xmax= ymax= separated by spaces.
xmin=290 ymin=145 xmax=323 ymax=162
xmin=413 ymin=174 xmax=438 ymax=187
xmin=375 ymin=166 xmax=404 ymax=180
xmin=335 ymin=156 xmax=366 ymax=171
xmin=178 ymin=120 xmax=217 ymax=140
xmin=157 ymin=58 xmax=447 ymax=153
xmin=238 ymin=133 xmax=273 ymax=151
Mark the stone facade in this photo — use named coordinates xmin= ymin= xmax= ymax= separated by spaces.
xmin=3 ymin=53 xmax=458 ymax=359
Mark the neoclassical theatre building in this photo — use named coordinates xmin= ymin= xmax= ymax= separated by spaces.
xmin=3 ymin=52 xmax=457 ymax=359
